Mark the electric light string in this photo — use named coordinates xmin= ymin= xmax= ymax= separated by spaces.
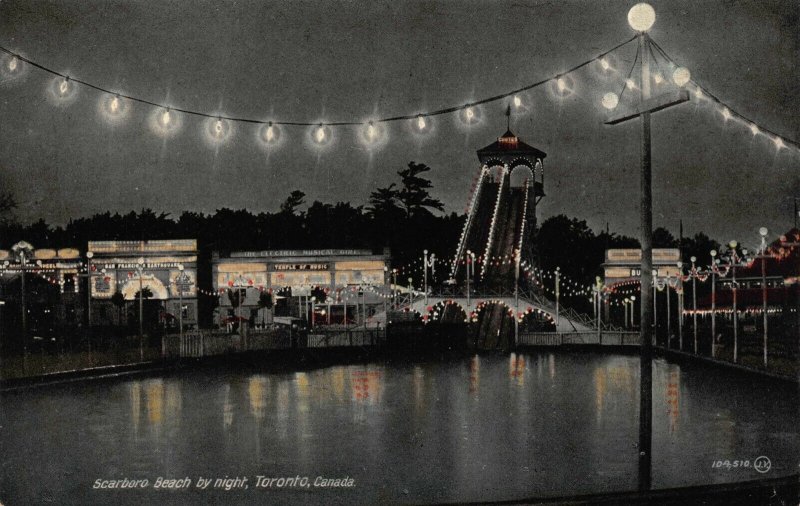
xmin=647 ymin=38 xmax=799 ymax=150
xmin=0 ymin=36 xmax=636 ymax=131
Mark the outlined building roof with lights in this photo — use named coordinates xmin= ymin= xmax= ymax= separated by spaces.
xmin=477 ymin=130 xmax=547 ymax=166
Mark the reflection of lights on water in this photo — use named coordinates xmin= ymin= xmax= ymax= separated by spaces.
xmin=130 ymin=381 xmax=142 ymax=432
xmin=249 ymin=375 xmax=268 ymax=419
xmin=146 ymin=380 xmax=164 ymax=425
xmin=222 ymin=384 xmax=234 ymax=429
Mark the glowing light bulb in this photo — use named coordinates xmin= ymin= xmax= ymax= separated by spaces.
xmin=773 ymin=136 xmax=785 ymax=149
xmin=600 ymin=58 xmax=610 ymax=71
xmin=513 ymin=95 xmax=522 ymax=108
xmin=215 ymin=119 xmax=223 ymax=136
xmin=694 ymin=87 xmax=703 ymax=99
xmin=749 ymin=124 xmax=759 ymax=135
xmin=601 ymin=92 xmax=619 ymax=110
xmin=626 ymin=79 xmax=637 ymax=90
xmin=367 ymin=122 xmax=376 ymax=140
xmin=653 ymin=73 xmax=663 ymax=84
xmin=465 ymin=107 xmax=474 ymax=120
xmin=721 ymin=108 xmax=731 ymax=121
xmin=315 ymin=125 xmax=326 ymax=143
xmin=59 ymin=78 xmax=69 ymax=95
xmin=672 ymin=67 xmax=691 ymax=87
xmin=417 ymin=115 xmax=426 ymax=130
xmin=161 ymin=109 xmax=171 ymax=126
xmin=557 ymin=78 xmax=567 ymax=92
xmin=628 ymin=3 xmax=656 ymax=32
xmin=110 ymin=96 xmax=119 ymax=113
xmin=9 ymin=57 xmax=18 ymax=71
xmin=265 ymin=123 xmax=275 ymax=141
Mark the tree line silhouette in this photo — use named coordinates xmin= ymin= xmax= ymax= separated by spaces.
xmin=0 ymin=161 xmax=721 ymax=312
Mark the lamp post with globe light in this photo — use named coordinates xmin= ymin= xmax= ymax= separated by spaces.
xmin=690 ymin=256 xmax=699 ymax=353
xmin=709 ymin=249 xmax=719 ymax=358
xmin=603 ymin=5 xmax=691 ymax=490
xmin=758 ymin=227 xmax=769 ymax=367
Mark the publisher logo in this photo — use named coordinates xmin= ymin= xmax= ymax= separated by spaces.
xmin=753 ymin=456 xmax=771 ymax=474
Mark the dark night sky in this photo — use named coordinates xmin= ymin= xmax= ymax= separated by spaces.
xmin=0 ymin=0 xmax=798 ymax=248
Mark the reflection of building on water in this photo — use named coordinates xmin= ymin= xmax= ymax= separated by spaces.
xmin=145 ymin=379 xmax=164 ymax=425
xmin=222 ymin=384 xmax=234 ymax=430
xmin=593 ymin=362 xmax=634 ymax=422
xmin=412 ymin=366 xmax=427 ymax=417
xmin=248 ymin=375 xmax=268 ymax=420
xmin=350 ymin=368 xmax=383 ymax=404
xmin=469 ymin=355 xmax=480 ymax=394
xmin=509 ymin=352 xmax=525 ymax=386
xmin=329 ymin=367 xmax=344 ymax=401
xmin=130 ymin=381 xmax=141 ymax=433
xmin=665 ymin=369 xmax=681 ymax=433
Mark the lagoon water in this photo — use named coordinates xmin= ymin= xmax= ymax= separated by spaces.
xmin=1 ymin=351 xmax=797 ymax=505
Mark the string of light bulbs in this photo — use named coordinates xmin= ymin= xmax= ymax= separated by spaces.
xmin=0 ymin=37 xmax=636 ymax=146
xmin=1 ymin=31 xmax=796 ymax=152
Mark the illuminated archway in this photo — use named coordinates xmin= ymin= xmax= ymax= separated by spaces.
xmin=509 ymin=164 xmax=534 ymax=188
xmin=121 ymin=274 xmax=169 ymax=300
xmin=427 ymin=300 xmax=468 ymax=324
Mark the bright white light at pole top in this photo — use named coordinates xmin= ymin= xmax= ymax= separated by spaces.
xmin=557 ymin=78 xmax=567 ymax=92
xmin=59 ymin=78 xmax=69 ymax=95
xmin=513 ymin=95 xmax=522 ymax=108
xmin=601 ymin=92 xmax=619 ymax=110
xmin=161 ymin=109 xmax=171 ymax=125
xmin=628 ymin=3 xmax=655 ymax=32
xmin=417 ymin=115 xmax=426 ymax=130
xmin=465 ymin=107 xmax=474 ymax=120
